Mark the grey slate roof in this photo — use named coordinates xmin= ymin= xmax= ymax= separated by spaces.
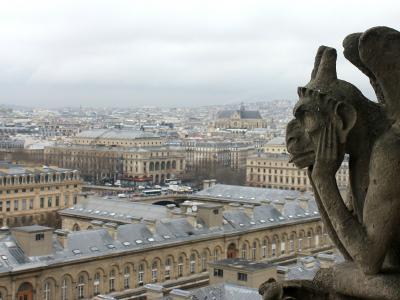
xmin=0 ymin=191 xmax=321 ymax=274
xmin=169 ymin=283 xmax=263 ymax=300
xmin=76 ymin=129 xmax=160 ymax=140
xmin=217 ymin=110 xmax=262 ymax=120
xmin=59 ymin=197 xmax=169 ymax=223
xmin=195 ymin=184 xmax=314 ymax=205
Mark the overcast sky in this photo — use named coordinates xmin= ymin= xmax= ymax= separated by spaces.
xmin=0 ymin=1 xmax=399 ymax=108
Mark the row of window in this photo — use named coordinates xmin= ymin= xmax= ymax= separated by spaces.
xmin=0 ymin=195 xmax=78 ymax=212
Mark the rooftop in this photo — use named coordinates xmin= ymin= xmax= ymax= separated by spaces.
xmin=209 ymin=258 xmax=272 ymax=272
xmin=75 ymin=129 xmax=160 ymax=140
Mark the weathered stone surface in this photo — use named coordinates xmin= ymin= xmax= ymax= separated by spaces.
xmin=260 ymin=26 xmax=400 ymax=300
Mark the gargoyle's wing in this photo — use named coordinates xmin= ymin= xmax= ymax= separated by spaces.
xmin=355 ymin=27 xmax=400 ymax=121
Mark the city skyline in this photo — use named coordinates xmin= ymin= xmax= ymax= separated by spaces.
xmin=0 ymin=0 xmax=399 ymax=107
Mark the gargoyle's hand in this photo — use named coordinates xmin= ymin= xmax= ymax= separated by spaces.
xmin=312 ymin=120 xmax=340 ymax=181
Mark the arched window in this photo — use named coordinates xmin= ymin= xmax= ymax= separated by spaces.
xmin=290 ymin=234 xmax=295 ymax=253
xmin=262 ymin=239 xmax=268 ymax=258
xmin=149 ymin=162 xmax=154 ymax=171
xmin=109 ymin=269 xmax=116 ymax=292
xmin=172 ymin=160 xmax=176 ymax=169
xmin=165 ymin=258 xmax=172 ymax=280
xmin=72 ymin=223 xmax=80 ymax=231
xmin=93 ymin=272 xmax=101 ymax=295
xmin=190 ymin=254 xmax=196 ymax=273
xmin=178 ymin=256 xmax=184 ymax=277
xmin=61 ymin=278 xmax=69 ymax=300
xmin=151 ymin=261 xmax=158 ymax=282
xmin=281 ymin=236 xmax=286 ymax=255
xmin=201 ymin=252 xmax=207 ymax=271
xmin=44 ymin=282 xmax=51 ymax=300
xmin=77 ymin=275 xmax=85 ymax=299
xmin=213 ymin=248 xmax=220 ymax=262
xmin=252 ymin=241 xmax=257 ymax=260
xmin=272 ymin=238 xmax=277 ymax=257
xmin=138 ymin=263 xmax=145 ymax=286
xmin=241 ymin=244 xmax=247 ymax=259
xmin=124 ymin=266 xmax=131 ymax=289
xmin=155 ymin=162 xmax=160 ymax=171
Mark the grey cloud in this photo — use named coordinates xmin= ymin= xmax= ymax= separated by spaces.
xmin=0 ymin=0 xmax=399 ymax=107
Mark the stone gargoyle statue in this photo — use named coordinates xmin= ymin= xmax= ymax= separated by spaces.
xmin=259 ymin=26 xmax=400 ymax=300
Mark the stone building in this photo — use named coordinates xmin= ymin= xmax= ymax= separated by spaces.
xmin=213 ymin=105 xmax=266 ymax=130
xmin=0 ymin=192 xmax=331 ymax=300
xmin=72 ymin=129 xmax=163 ymax=147
xmin=263 ymin=137 xmax=287 ymax=154
xmin=44 ymin=145 xmax=185 ymax=184
xmin=185 ymin=140 xmax=254 ymax=171
xmin=245 ymin=153 xmax=349 ymax=191
xmin=0 ymin=162 xmax=82 ymax=227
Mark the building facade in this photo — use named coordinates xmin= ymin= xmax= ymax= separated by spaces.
xmin=0 ymin=162 xmax=82 ymax=228
xmin=213 ymin=105 xmax=267 ymax=130
xmin=246 ymin=153 xmax=349 ymax=191
xmin=185 ymin=140 xmax=255 ymax=171
xmin=0 ymin=192 xmax=331 ymax=300
xmin=44 ymin=145 xmax=185 ymax=184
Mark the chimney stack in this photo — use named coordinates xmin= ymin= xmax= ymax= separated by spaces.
xmin=55 ymin=229 xmax=69 ymax=248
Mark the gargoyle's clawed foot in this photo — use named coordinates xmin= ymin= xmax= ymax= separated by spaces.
xmin=259 ymin=279 xmax=330 ymax=300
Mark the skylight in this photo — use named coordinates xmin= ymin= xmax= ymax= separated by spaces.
xmin=72 ymin=249 xmax=81 ymax=255
xmin=135 ymin=240 xmax=143 ymax=244
xmin=123 ymin=241 xmax=131 ymax=246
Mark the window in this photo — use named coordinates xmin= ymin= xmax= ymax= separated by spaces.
xmin=29 ymin=199 xmax=33 ymax=209
xmin=262 ymin=239 xmax=267 ymax=258
xmin=40 ymin=197 xmax=44 ymax=208
xmin=36 ymin=233 xmax=45 ymax=240
xmin=61 ymin=278 xmax=68 ymax=300
xmin=138 ymin=264 xmax=144 ymax=286
xmin=13 ymin=200 xmax=18 ymax=211
xmin=213 ymin=268 xmax=223 ymax=277
xmin=0 ymin=201 xmax=2 ymax=212
xmin=281 ymin=240 xmax=286 ymax=255
xmin=56 ymin=196 xmax=60 ymax=207
xmin=124 ymin=266 xmax=131 ymax=289
xmin=165 ymin=258 xmax=171 ymax=280
xmin=22 ymin=199 xmax=27 ymax=210
xmin=252 ymin=242 xmax=257 ymax=260
xmin=190 ymin=254 xmax=196 ymax=273
xmin=213 ymin=249 xmax=219 ymax=262
xmin=78 ymin=275 xmax=85 ymax=299
xmin=272 ymin=242 xmax=276 ymax=257
xmin=178 ymin=257 xmax=184 ymax=277
xmin=48 ymin=197 xmax=52 ymax=208
xmin=44 ymin=282 xmax=51 ymax=300
xmin=298 ymin=238 xmax=302 ymax=251
xmin=237 ymin=272 xmax=248 ymax=281
xmin=201 ymin=253 xmax=207 ymax=271
xmin=151 ymin=261 xmax=158 ymax=282
xmin=109 ymin=269 xmax=116 ymax=292
xmin=241 ymin=244 xmax=247 ymax=259
xmin=94 ymin=272 xmax=100 ymax=295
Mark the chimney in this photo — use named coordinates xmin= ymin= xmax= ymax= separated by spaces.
xmin=276 ymin=266 xmax=289 ymax=281
xmin=166 ymin=204 xmax=176 ymax=218
xmin=196 ymin=204 xmax=223 ymax=228
xmin=273 ymin=200 xmax=285 ymax=213
xmin=130 ymin=216 xmax=142 ymax=224
xmin=12 ymin=225 xmax=54 ymax=257
xmin=185 ymin=213 xmax=197 ymax=227
xmin=260 ymin=199 xmax=271 ymax=205
xmin=143 ymin=218 xmax=157 ymax=234
xmin=55 ymin=229 xmax=69 ymax=248
xmin=242 ymin=204 xmax=254 ymax=219
xmin=298 ymin=197 xmax=309 ymax=211
xmin=202 ymin=179 xmax=216 ymax=190
xmin=317 ymin=253 xmax=336 ymax=269
xmin=104 ymin=222 xmax=118 ymax=239
xmin=169 ymin=289 xmax=192 ymax=300
xmin=145 ymin=284 xmax=165 ymax=299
